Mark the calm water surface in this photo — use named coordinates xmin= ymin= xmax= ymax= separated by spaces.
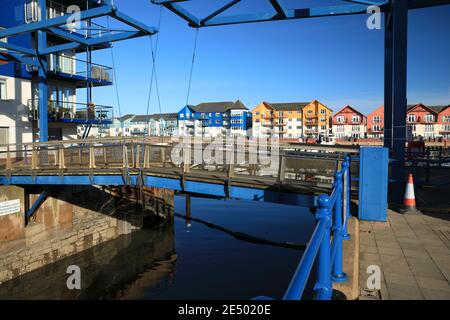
xmin=0 ymin=196 xmax=315 ymax=300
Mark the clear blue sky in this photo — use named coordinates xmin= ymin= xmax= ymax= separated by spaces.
xmin=86 ymin=0 xmax=450 ymax=117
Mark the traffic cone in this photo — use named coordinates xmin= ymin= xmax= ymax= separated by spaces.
xmin=400 ymin=174 xmax=422 ymax=214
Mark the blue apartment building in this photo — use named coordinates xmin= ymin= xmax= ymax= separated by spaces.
xmin=178 ymin=100 xmax=252 ymax=137
xmin=0 ymin=0 xmax=129 ymax=143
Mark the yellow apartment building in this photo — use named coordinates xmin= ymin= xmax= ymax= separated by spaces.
xmin=252 ymin=100 xmax=333 ymax=139
xmin=302 ymin=100 xmax=333 ymax=138
xmin=252 ymin=102 xmax=307 ymax=139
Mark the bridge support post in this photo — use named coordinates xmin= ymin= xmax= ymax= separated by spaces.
xmin=331 ymin=171 xmax=348 ymax=283
xmin=314 ymin=194 xmax=332 ymax=300
xmin=342 ymin=157 xmax=351 ymax=240
xmin=37 ymin=0 xmax=48 ymax=143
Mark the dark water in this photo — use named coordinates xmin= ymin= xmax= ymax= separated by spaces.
xmin=0 ymin=196 xmax=315 ymax=300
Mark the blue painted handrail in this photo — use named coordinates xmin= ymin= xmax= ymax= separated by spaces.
xmin=256 ymin=156 xmax=352 ymax=300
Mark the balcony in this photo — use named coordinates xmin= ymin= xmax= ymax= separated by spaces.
xmin=184 ymin=120 xmax=195 ymax=127
xmin=28 ymin=100 xmax=113 ymax=124
xmin=44 ymin=55 xmax=113 ymax=88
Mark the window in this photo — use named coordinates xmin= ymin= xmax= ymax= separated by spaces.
xmin=321 ymin=125 xmax=327 ymax=130
xmin=425 ymin=124 xmax=434 ymax=132
xmin=0 ymin=79 xmax=6 ymax=100
xmin=337 ymin=116 xmax=345 ymax=123
xmin=0 ymin=127 xmax=9 ymax=144
xmin=373 ymin=125 xmax=382 ymax=132
xmin=373 ymin=116 xmax=381 ymax=123
xmin=425 ymin=114 xmax=435 ymax=122
xmin=407 ymin=114 xmax=416 ymax=123
xmin=352 ymin=115 xmax=360 ymax=123
xmin=25 ymin=0 xmax=39 ymax=23
xmin=352 ymin=125 xmax=360 ymax=132
xmin=320 ymin=109 xmax=326 ymax=114
xmin=443 ymin=116 xmax=450 ymax=123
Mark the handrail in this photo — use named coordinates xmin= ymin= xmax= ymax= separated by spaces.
xmin=256 ymin=155 xmax=353 ymax=300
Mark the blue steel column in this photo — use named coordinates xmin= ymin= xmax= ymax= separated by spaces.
xmin=331 ymin=171 xmax=348 ymax=283
xmin=38 ymin=0 xmax=48 ymax=142
xmin=314 ymin=194 xmax=332 ymax=300
xmin=391 ymin=0 xmax=408 ymax=202
xmin=342 ymin=157 xmax=351 ymax=240
xmin=384 ymin=9 xmax=393 ymax=150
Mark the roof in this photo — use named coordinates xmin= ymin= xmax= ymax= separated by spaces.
xmin=265 ymin=102 xmax=309 ymax=111
xmin=334 ymin=105 xmax=366 ymax=117
xmin=407 ymin=104 xmax=448 ymax=114
xmin=115 ymin=113 xmax=178 ymax=123
xmin=118 ymin=114 xmax=135 ymax=122
xmin=191 ymin=100 xmax=248 ymax=113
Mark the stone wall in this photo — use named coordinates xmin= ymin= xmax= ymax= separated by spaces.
xmin=0 ymin=185 xmax=175 ymax=285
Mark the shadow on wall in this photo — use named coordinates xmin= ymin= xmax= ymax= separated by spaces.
xmin=27 ymin=185 xmax=175 ymax=230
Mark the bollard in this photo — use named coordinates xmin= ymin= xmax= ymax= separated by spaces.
xmin=314 ymin=194 xmax=332 ymax=300
xmin=331 ymin=171 xmax=348 ymax=283
xmin=342 ymin=157 xmax=351 ymax=240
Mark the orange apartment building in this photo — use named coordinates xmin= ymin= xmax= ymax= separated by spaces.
xmin=302 ymin=100 xmax=333 ymax=138
xmin=252 ymin=102 xmax=307 ymax=139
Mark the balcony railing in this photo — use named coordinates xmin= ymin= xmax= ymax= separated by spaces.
xmin=28 ymin=100 xmax=113 ymax=124
xmin=47 ymin=54 xmax=113 ymax=84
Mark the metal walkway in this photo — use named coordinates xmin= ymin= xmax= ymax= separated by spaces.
xmin=0 ymin=137 xmax=359 ymax=203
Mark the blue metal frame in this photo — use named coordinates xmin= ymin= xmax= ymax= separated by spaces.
xmin=0 ymin=2 xmax=158 ymax=142
xmin=26 ymin=191 xmax=48 ymax=219
xmin=152 ymin=0 xmax=450 ymax=203
xmin=0 ymin=174 xmax=315 ymax=206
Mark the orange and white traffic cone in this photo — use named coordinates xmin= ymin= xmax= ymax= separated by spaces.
xmin=400 ymin=174 xmax=422 ymax=214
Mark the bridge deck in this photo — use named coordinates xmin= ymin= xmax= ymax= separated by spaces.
xmin=0 ymin=138 xmax=360 ymax=200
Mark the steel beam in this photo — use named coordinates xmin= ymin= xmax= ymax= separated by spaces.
xmin=0 ymin=42 xmax=35 ymax=56
xmin=391 ymin=0 xmax=408 ymax=202
xmin=384 ymin=10 xmax=393 ymax=150
xmin=0 ymin=5 xmax=114 ymax=39
xmin=38 ymin=0 xmax=49 ymax=143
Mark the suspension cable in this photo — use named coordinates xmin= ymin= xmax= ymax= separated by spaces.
xmin=185 ymin=28 xmax=199 ymax=107
xmin=145 ymin=6 xmax=163 ymax=137
xmin=106 ymin=16 xmax=124 ymax=136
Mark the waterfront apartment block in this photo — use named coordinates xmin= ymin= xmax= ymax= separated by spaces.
xmin=332 ymin=105 xmax=367 ymax=139
xmin=177 ymin=100 xmax=251 ymax=137
xmin=0 ymin=0 xmax=114 ymax=144
xmin=252 ymin=102 xmax=306 ymax=139
xmin=83 ymin=113 xmax=178 ymax=138
xmin=252 ymin=100 xmax=333 ymax=140
xmin=302 ymin=100 xmax=333 ymax=139
xmin=365 ymin=104 xmax=450 ymax=140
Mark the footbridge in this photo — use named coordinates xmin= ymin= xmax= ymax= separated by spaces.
xmin=0 ymin=137 xmax=359 ymax=204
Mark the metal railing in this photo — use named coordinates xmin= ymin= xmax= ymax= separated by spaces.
xmin=28 ymin=99 xmax=113 ymax=123
xmin=0 ymin=139 xmax=357 ymax=189
xmin=47 ymin=54 xmax=113 ymax=83
xmin=256 ymin=156 xmax=352 ymax=300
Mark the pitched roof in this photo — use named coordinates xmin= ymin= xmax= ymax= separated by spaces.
xmin=130 ymin=113 xmax=179 ymax=122
xmin=407 ymin=103 xmax=448 ymax=114
xmin=265 ymin=102 xmax=309 ymax=111
xmin=118 ymin=114 xmax=135 ymax=122
xmin=191 ymin=100 xmax=248 ymax=113
xmin=335 ymin=105 xmax=366 ymax=117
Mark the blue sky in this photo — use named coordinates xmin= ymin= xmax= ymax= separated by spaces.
xmin=86 ymin=0 xmax=450 ymax=116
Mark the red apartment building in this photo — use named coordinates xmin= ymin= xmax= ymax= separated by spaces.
xmin=332 ymin=106 xmax=366 ymax=139
xmin=366 ymin=106 xmax=384 ymax=138
xmin=365 ymin=104 xmax=450 ymax=139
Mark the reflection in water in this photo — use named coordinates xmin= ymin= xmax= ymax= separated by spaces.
xmin=0 ymin=196 xmax=315 ymax=300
